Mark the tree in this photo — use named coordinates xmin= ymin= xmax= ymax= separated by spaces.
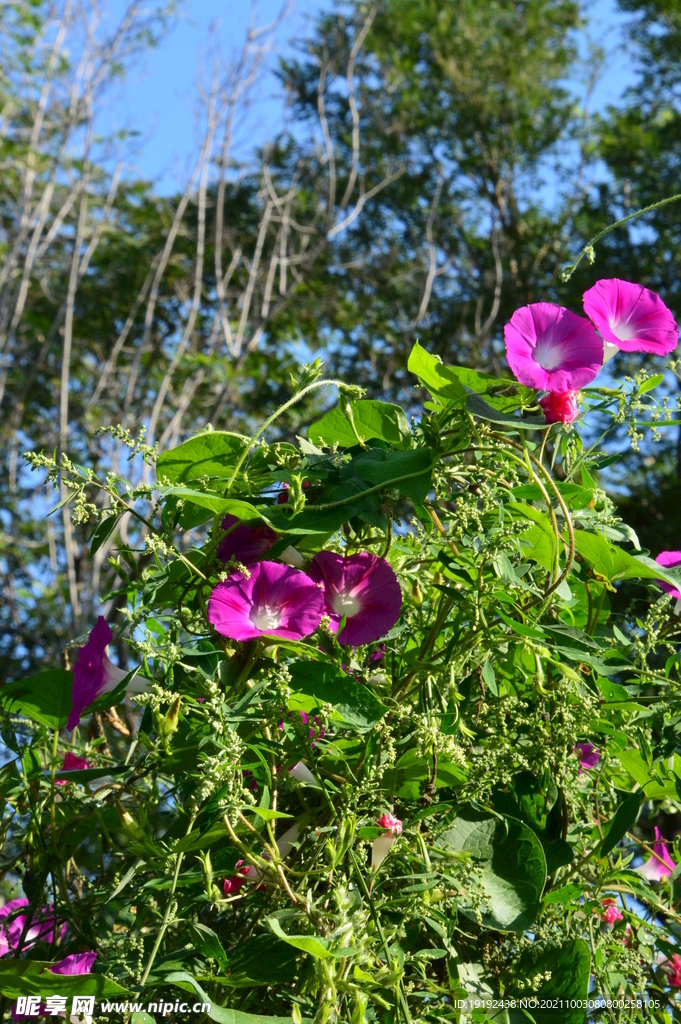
xmin=276 ymin=0 xmax=593 ymax=397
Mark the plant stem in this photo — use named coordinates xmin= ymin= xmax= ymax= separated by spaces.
xmin=226 ymin=378 xmax=352 ymax=491
xmin=140 ymin=816 xmax=195 ymax=987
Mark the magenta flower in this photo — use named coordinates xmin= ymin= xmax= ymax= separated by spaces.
xmin=0 ymin=899 xmax=65 ymax=956
xmin=12 ymin=951 xmax=95 ymax=1019
xmin=68 ymin=617 xmax=147 ymax=731
xmin=379 ymin=812 xmax=403 ymax=835
xmin=368 ymin=644 xmax=386 ymax=665
xmin=49 ymin=951 xmax=97 ymax=975
xmin=664 ymin=953 xmax=681 ymax=988
xmin=538 ymin=390 xmax=579 ymax=425
xmin=208 ymin=561 xmax=324 ymax=642
xmin=655 ymin=551 xmax=681 ymax=600
xmin=504 ymin=303 xmax=603 ymax=391
xmin=600 ymin=899 xmax=623 ymax=925
xmin=573 ymin=742 xmax=600 ymax=773
xmin=639 ymin=827 xmax=676 ymax=881
xmin=217 ymin=514 xmax=277 ymax=565
xmin=372 ymin=814 xmax=402 ymax=870
xmin=223 ymin=860 xmax=256 ymax=896
xmin=309 ymin=552 xmax=402 ymax=646
xmin=583 ymin=278 xmax=678 ymax=357
xmin=55 ymin=752 xmax=90 ymax=787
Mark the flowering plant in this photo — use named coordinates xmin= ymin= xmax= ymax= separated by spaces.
xmin=6 ymin=278 xmax=681 ymax=1022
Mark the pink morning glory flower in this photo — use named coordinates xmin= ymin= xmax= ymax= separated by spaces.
xmin=223 ymin=859 xmax=257 ymax=896
xmin=12 ymin=951 xmax=95 ymax=1019
xmin=573 ymin=742 xmax=600 ymax=773
xmin=68 ymin=617 xmax=147 ymax=731
xmin=49 ymin=951 xmax=97 ymax=974
xmin=504 ymin=303 xmax=603 ymax=392
xmin=55 ymin=752 xmax=90 ymax=787
xmin=664 ymin=953 xmax=681 ymax=988
xmin=583 ymin=278 xmax=678 ymax=359
xmin=308 ymin=552 xmax=402 ymax=646
xmin=208 ymin=561 xmax=324 ymax=642
xmin=368 ymin=644 xmax=386 ymax=664
xmin=639 ymin=827 xmax=676 ymax=881
xmin=538 ymin=390 xmax=579 ymax=425
xmin=600 ymin=898 xmax=623 ymax=925
xmin=372 ymin=815 xmax=403 ymax=870
xmin=0 ymin=898 xmax=65 ymax=956
xmin=655 ymin=551 xmax=681 ymax=600
xmin=379 ymin=812 xmax=403 ymax=835
xmin=217 ymin=514 xmax=278 ymax=565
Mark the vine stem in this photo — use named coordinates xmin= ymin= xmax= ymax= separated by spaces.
xmin=349 ymin=850 xmax=412 ymax=1024
xmin=226 ymin=378 xmax=355 ymax=492
xmin=489 ymin=435 xmax=576 ymax=610
xmin=140 ymin=816 xmax=195 ymax=987
xmin=560 ymin=190 xmax=681 ymax=281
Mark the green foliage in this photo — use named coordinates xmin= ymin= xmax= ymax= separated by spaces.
xmin=5 ymin=340 xmax=681 ymax=1023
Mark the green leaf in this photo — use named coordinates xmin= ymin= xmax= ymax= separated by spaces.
xmin=244 ymin=806 xmax=293 ymax=821
xmin=224 ymin=933 xmax=301 ymax=986
xmin=156 ymin=431 xmax=248 ymax=485
xmin=638 ymin=373 xmax=664 ymax=394
xmin=89 ymin=513 xmax=121 ymax=557
xmin=382 ymin=748 xmax=466 ymax=799
xmin=497 ymin=610 xmax=546 ymax=640
xmin=511 ymin=482 xmax=594 ymax=509
xmin=543 ymin=883 xmax=584 ymax=905
xmin=267 ymin=916 xmax=333 ymax=959
xmin=466 ymin=393 xmax=548 ymax=430
xmin=352 ymin=447 xmax=434 ymax=502
xmin=0 ymin=669 xmax=73 ymax=730
xmin=164 ymin=971 xmax=305 ymax=1022
xmin=600 ymin=792 xmax=644 ymax=858
xmin=0 ymin=961 xmax=127 ymax=998
xmin=161 ymin=489 xmax=268 ymax=525
xmin=509 ymin=940 xmax=590 ymax=1023
xmin=408 ymin=341 xmax=469 ymax=405
xmin=436 ymin=808 xmax=546 ymax=932
xmin=510 ymin=501 xmax=557 ymax=571
xmin=481 ymin=659 xmax=497 ymax=696
xmin=189 ymin=922 xmax=228 ymax=969
xmin=288 ymin=661 xmax=386 ymax=731
xmin=573 ymin=531 xmax=673 ymax=584
xmin=309 ymin=400 xmax=412 ymax=450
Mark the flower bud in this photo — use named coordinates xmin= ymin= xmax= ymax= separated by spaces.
xmin=412 ymin=579 xmax=423 ymax=607
xmin=158 ymin=696 xmax=181 ymax=740
xmin=291 ymin=1007 xmax=303 ymax=1024
xmin=116 ymin=799 xmax=143 ymax=840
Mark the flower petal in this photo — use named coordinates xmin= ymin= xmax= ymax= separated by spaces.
xmin=504 ymin=303 xmax=603 ymax=391
xmin=583 ymin=278 xmax=678 ymax=355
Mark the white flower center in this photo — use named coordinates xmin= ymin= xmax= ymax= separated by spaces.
xmin=332 ymin=591 xmax=361 ymax=618
xmin=251 ymin=604 xmax=281 ymax=631
xmin=609 ymin=318 xmax=636 ymax=342
xmin=533 ymin=338 xmax=562 ymax=370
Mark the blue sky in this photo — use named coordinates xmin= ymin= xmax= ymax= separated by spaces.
xmin=105 ymin=0 xmax=331 ymax=192
xmin=103 ymin=0 xmax=638 ymax=195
